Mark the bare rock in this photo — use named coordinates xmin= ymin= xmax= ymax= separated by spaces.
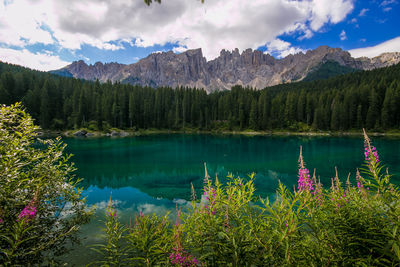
xmin=54 ymin=47 xmax=400 ymax=93
xmin=73 ymin=129 xmax=87 ymax=137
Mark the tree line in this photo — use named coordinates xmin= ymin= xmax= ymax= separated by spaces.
xmin=0 ymin=61 xmax=400 ymax=132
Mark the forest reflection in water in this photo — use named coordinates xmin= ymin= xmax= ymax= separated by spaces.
xmin=61 ymin=134 xmax=400 ymax=265
xmin=65 ymin=134 xmax=400 ymax=201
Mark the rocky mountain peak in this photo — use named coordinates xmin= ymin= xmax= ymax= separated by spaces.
xmin=55 ymin=46 xmax=400 ymax=92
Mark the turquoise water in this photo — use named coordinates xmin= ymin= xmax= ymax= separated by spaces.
xmin=62 ymin=134 xmax=400 ymax=264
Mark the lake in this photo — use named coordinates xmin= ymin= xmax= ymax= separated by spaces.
xmin=62 ymin=134 xmax=400 ymax=264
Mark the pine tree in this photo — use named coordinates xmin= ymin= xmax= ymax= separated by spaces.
xmin=249 ymin=98 xmax=258 ymax=130
xmin=40 ymin=81 xmax=51 ymax=129
xmin=366 ymin=88 xmax=380 ymax=129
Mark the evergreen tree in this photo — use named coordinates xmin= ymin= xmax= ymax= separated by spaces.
xmin=249 ymin=98 xmax=258 ymax=130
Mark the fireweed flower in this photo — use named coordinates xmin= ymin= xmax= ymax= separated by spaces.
xmin=313 ymin=176 xmax=324 ymax=205
xmin=108 ymin=210 xmax=117 ymax=217
xmin=297 ymin=146 xmax=313 ymax=192
xmin=203 ymin=187 xmax=216 ymax=200
xmin=363 ymin=129 xmax=380 ymax=164
xmin=170 ymin=248 xmax=199 ymax=266
xmin=106 ymin=192 xmax=117 ymax=218
xmin=18 ymin=204 xmax=37 ymax=222
xmin=203 ymin=186 xmax=217 ymax=214
xmin=364 ymin=145 xmax=379 ymax=163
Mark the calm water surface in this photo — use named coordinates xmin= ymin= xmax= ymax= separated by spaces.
xmin=62 ymin=134 xmax=400 ymax=264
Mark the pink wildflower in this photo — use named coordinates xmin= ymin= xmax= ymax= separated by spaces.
xmin=108 ymin=210 xmax=117 ymax=217
xmin=363 ymin=130 xmax=380 ymax=164
xmin=170 ymin=249 xmax=199 ymax=266
xmin=203 ymin=187 xmax=216 ymax=200
xmin=313 ymin=176 xmax=323 ymax=205
xmin=18 ymin=205 xmax=37 ymax=222
xmin=211 ymin=208 xmax=216 ymax=215
xmin=364 ymin=145 xmax=379 ymax=163
xmin=297 ymin=146 xmax=314 ymax=192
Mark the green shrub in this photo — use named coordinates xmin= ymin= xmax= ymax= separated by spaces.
xmin=87 ymin=120 xmax=99 ymax=131
xmin=0 ymin=103 xmax=92 ymax=265
xmin=92 ymin=129 xmax=400 ymax=266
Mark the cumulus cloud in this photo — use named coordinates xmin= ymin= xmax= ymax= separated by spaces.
xmin=0 ymin=0 xmax=54 ymax=47
xmin=0 ymin=47 xmax=70 ymax=71
xmin=308 ymin=0 xmax=354 ymax=31
xmin=349 ymin=36 xmax=400 ymax=58
xmin=0 ymin=0 xmax=355 ymax=63
xmin=265 ymin=39 xmax=305 ymax=58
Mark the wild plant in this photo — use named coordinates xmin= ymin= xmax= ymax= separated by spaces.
xmin=91 ymin=130 xmax=400 ymax=266
xmin=90 ymin=193 xmax=127 ymax=266
xmin=0 ymin=103 xmax=92 ymax=265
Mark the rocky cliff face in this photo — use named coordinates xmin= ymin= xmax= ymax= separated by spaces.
xmin=54 ymin=46 xmax=400 ymax=92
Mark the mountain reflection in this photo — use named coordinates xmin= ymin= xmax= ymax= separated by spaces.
xmin=64 ymin=134 xmax=400 ymax=200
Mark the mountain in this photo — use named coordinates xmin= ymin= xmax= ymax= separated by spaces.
xmin=53 ymin=46 xmax=400 ymax=92
xmin=302 ymin=60 xmax=357 ymax=82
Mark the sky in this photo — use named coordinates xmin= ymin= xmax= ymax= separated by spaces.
xmin=0 ymin=0 xmax=399 ymax=71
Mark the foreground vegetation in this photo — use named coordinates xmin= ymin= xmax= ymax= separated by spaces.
xmin=1 ymin=103 xmax=399 ymax=266
xmin=0 ymin=61 xmax=400 ymax=133
xmin=0 ymin=103 xmax=92 ymax=265
xmin=92 ymin=138 xmax=400 ymax=265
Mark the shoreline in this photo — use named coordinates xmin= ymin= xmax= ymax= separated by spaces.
xmin=38 ymin=128 xmax=400 ymax=138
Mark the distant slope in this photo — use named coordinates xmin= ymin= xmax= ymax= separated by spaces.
xmin=303 ymin=61 xmax=357 ymax=82
xmin=52 ymin=46 xmax=400 ymax=92
xmin=49 ymin=69 xmax=73 ymax=78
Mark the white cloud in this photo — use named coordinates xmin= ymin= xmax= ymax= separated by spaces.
xmin=380 ymin=0 xmax=397 ymax=11
xmin=358 ymin=8 xmax=369 ymax=16
xmin=0 ymin=47 xmax=70 ymax=71
xmin=0 ymin=0 xmax=54 ymax=46
xmin=0 ymin=0 xmax=356 ymax=63
xmin=340 ymin=30 xmax=347 ymax=41
xmin=380 ymin=0 xmax=397 ymax=6
xmin=265 ymin=38 xmax=305 ymax=58
xmin=99 ymin=42 xmax=124 ymax=51
xmin=173 ymin=46 xmax=188 ymax=53
xmin=308 ymin=0 xmax=354 ymax=31
xmin=349 ymin=36 xmax=400 ymax=58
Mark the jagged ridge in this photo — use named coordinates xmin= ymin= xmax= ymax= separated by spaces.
xmin=53 ymin=46 xmax=400 ymax=92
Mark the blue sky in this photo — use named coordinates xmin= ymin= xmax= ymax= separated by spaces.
xmin=0 ymin=0 xmax=399 ymax=71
